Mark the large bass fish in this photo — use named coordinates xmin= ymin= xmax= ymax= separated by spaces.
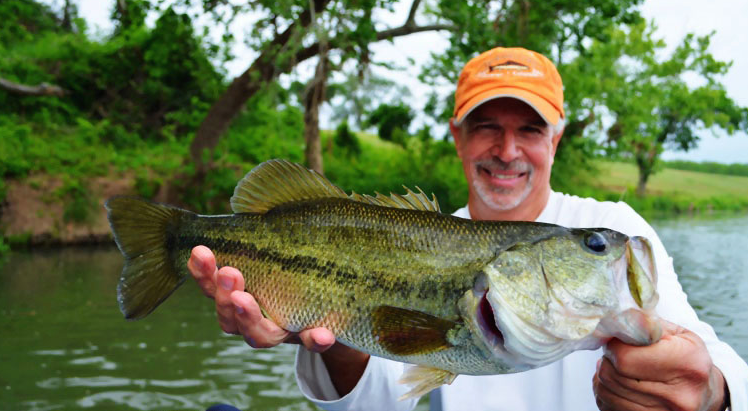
xmin=106 ymin=159 xmax=662 ymax=399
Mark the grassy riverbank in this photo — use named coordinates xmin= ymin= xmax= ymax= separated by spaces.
xmin=575 ymin=161 xmax=748 ymax=216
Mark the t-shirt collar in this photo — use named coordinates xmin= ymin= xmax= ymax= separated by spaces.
xmin=453 ymin=191 xmax=557 ymax=222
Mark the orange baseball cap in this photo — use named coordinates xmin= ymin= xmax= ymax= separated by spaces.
xmin=453 ymin=47 xmax=565 ymax=126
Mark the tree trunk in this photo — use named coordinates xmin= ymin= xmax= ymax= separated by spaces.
xmin=634 ymin=149 xmax=655 ymax=197
xmin=636 ymin=167 xmax=649 ymax=197
xmin=303 ymin=53 xmax=329 ymax=175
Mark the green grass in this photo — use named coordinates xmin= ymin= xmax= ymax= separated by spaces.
xmin=594 ymin=161 xmax=748 ymax=199
xmin=580 ymin=161 xmax=748 ymax=215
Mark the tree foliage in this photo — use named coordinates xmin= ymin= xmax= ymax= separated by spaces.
xmin=366 ymin=103 xmax=414 ymax=146
xmin=0 ymin=1 xmax=223 ymax=142
xmin=564 ymin=22 xmax=748 ymax=196
xmin=333 ymin=120 xmax=361 ymax=156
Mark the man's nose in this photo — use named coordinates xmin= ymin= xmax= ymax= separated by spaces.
xmin=489 ymin=132 xmax=521 ymax=162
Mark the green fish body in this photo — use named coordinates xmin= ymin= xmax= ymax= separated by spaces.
xmin=106 ymin=159 xmax=662 ymax=399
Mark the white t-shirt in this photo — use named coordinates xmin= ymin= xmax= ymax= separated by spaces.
xmin=295 ymin=191 xmax=748 ymax=411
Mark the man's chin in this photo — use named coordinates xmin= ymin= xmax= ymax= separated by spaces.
xmin=474 ymin=184 xmax=531 ymax=212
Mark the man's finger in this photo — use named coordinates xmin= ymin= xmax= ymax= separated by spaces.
xmin=215 ymin=266 xmax=244 ymax=334
xmin=604 ymin=327 xmax=703 ymax=383
xmin=298 ymin=328 xmax=336 ymax=353
xmin=595 ymin=357 xmax=663 ymax=408
xmin=231 ymin=291 xmax=289 ymax=348
xmin=188 ymin=246 xmax=218 ymax=299
xmin=593 ymin=375 xmax=664 ymax=411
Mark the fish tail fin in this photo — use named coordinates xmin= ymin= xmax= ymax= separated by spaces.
xmin=105 ymin=196 xmax=192 ymax=320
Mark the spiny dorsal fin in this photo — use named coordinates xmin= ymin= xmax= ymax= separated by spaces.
xmin=230 ymin=159 xmax=441 ymax=214
xmin=350 ymin=186 xmax=440 ymax=213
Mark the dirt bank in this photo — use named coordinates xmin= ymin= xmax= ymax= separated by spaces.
xmin=1 ymin=174 xmax=136 ymax=246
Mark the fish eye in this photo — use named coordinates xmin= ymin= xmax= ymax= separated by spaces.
xmin=584 ymin=232 xmax=608 ymax=253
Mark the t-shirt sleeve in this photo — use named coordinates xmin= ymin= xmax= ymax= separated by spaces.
xmin=295 ymin=346 xmax=421 ymax=411
xmin=605 ymin=203 xmax=748 ymax=410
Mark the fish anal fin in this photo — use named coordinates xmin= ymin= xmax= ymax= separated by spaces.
xmin=371 ymin=306 xmax=456 ymax=356
xmin=398 ymin=365 xmax=457 ymax=400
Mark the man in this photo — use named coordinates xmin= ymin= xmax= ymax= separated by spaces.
xmin=188 ymin=47 xmax=747 ymax=410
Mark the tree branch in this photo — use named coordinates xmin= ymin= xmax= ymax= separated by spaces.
xmin=294 ymin=23 xmax=457 ymax=65
xmin=0 ymin=78 xmax=64 ymax=97
xmin=405 ymin=0 xmax=422 ymax=27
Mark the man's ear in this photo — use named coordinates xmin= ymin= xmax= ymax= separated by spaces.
xmin=450 ymin=119 xmax=463 ymax=158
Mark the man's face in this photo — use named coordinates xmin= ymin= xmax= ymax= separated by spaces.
xmin=451 ymin=98 xmax=562 ymax=218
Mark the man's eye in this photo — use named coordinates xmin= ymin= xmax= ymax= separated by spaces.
xmin=474 ymin=124 xmax=500 ymax=131
xmin=521 ymin=126 xmax=542 ymax=134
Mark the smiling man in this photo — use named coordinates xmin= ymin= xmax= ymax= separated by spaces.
xmin=188 ymin=47 xmax=747 ymax=411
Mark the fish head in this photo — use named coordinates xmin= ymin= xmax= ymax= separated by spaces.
xmin=464 ymin=228 xmax=661 ymax=371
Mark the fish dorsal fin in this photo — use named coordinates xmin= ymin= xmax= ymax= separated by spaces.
xmin=350 ymin=186 xmax=440 ymax=213
xmin=231 ymin=159 xmax=441 ymax=214
xmin=231 ymin=159 xmax=347 ymax=213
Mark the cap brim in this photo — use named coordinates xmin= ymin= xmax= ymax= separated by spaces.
xmin=454 ymin=88 xmax=561 ymax=127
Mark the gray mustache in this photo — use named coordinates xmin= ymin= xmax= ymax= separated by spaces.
xmin=475 ymin=159 xmax=532 ymax=174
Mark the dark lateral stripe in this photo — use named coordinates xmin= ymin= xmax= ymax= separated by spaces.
xmin=174 ymin=234 xmax=360 ymax=286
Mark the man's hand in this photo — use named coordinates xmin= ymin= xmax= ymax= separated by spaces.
xmin=187 ymin=246 xmax=370 ymax=396
xmin=593 ymin=319 xmax=729 ymax=411
xmin=187 ymin=245 xmax=336 ymax=350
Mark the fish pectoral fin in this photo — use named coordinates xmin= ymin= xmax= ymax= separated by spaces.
xmin=398 ymin=365 xmax=457 ymax=400
xmin=371 ymin=306 xmax=457 ymax=356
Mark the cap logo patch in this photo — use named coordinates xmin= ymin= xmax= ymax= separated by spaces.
xmin=479 ymin=58 xmax=543 ymax=79
xmin=490 ymin=61 xmax=529 ymax=71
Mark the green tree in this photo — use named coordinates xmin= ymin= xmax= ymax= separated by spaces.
xmin=333 ymin=120 xmax=361 ymax=156
xmin=328 ymin=72 xmax=408 ymax=130
xmin=366 ymin=103 xmax=414 ymax=146
xmin=566 ymin=22 xmax=748 ymax=196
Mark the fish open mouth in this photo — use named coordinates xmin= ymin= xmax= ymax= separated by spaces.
xmin=476 ymin=289 xmax=505 ymax=348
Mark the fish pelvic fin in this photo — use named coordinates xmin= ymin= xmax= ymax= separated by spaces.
xmin=105 ymin=196 xmax=191 ymax=320
xmin=230 ymin=159 xmax=440 ymax=214
xmin=398 ymin=365 xmax=457 ymax=401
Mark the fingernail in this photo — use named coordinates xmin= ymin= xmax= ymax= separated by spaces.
xmin=235 ymin=304 xmax=244 ymax=315
xmin=219 ymin=274 xmax=233 ymax=290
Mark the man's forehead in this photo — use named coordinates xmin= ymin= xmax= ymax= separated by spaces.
xmin=468 ymin=98 xmax=549 ymax=126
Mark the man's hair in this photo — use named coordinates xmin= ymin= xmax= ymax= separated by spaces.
xmin=551 ymin=118 xmax=565 ymax=137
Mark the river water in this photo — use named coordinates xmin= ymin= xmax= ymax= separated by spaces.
xmin=0 ymin=214 xmax=746 ymax=410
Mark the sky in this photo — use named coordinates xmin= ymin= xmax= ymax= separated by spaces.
xmin=73 ymin=0 xmax=748 ymax=164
